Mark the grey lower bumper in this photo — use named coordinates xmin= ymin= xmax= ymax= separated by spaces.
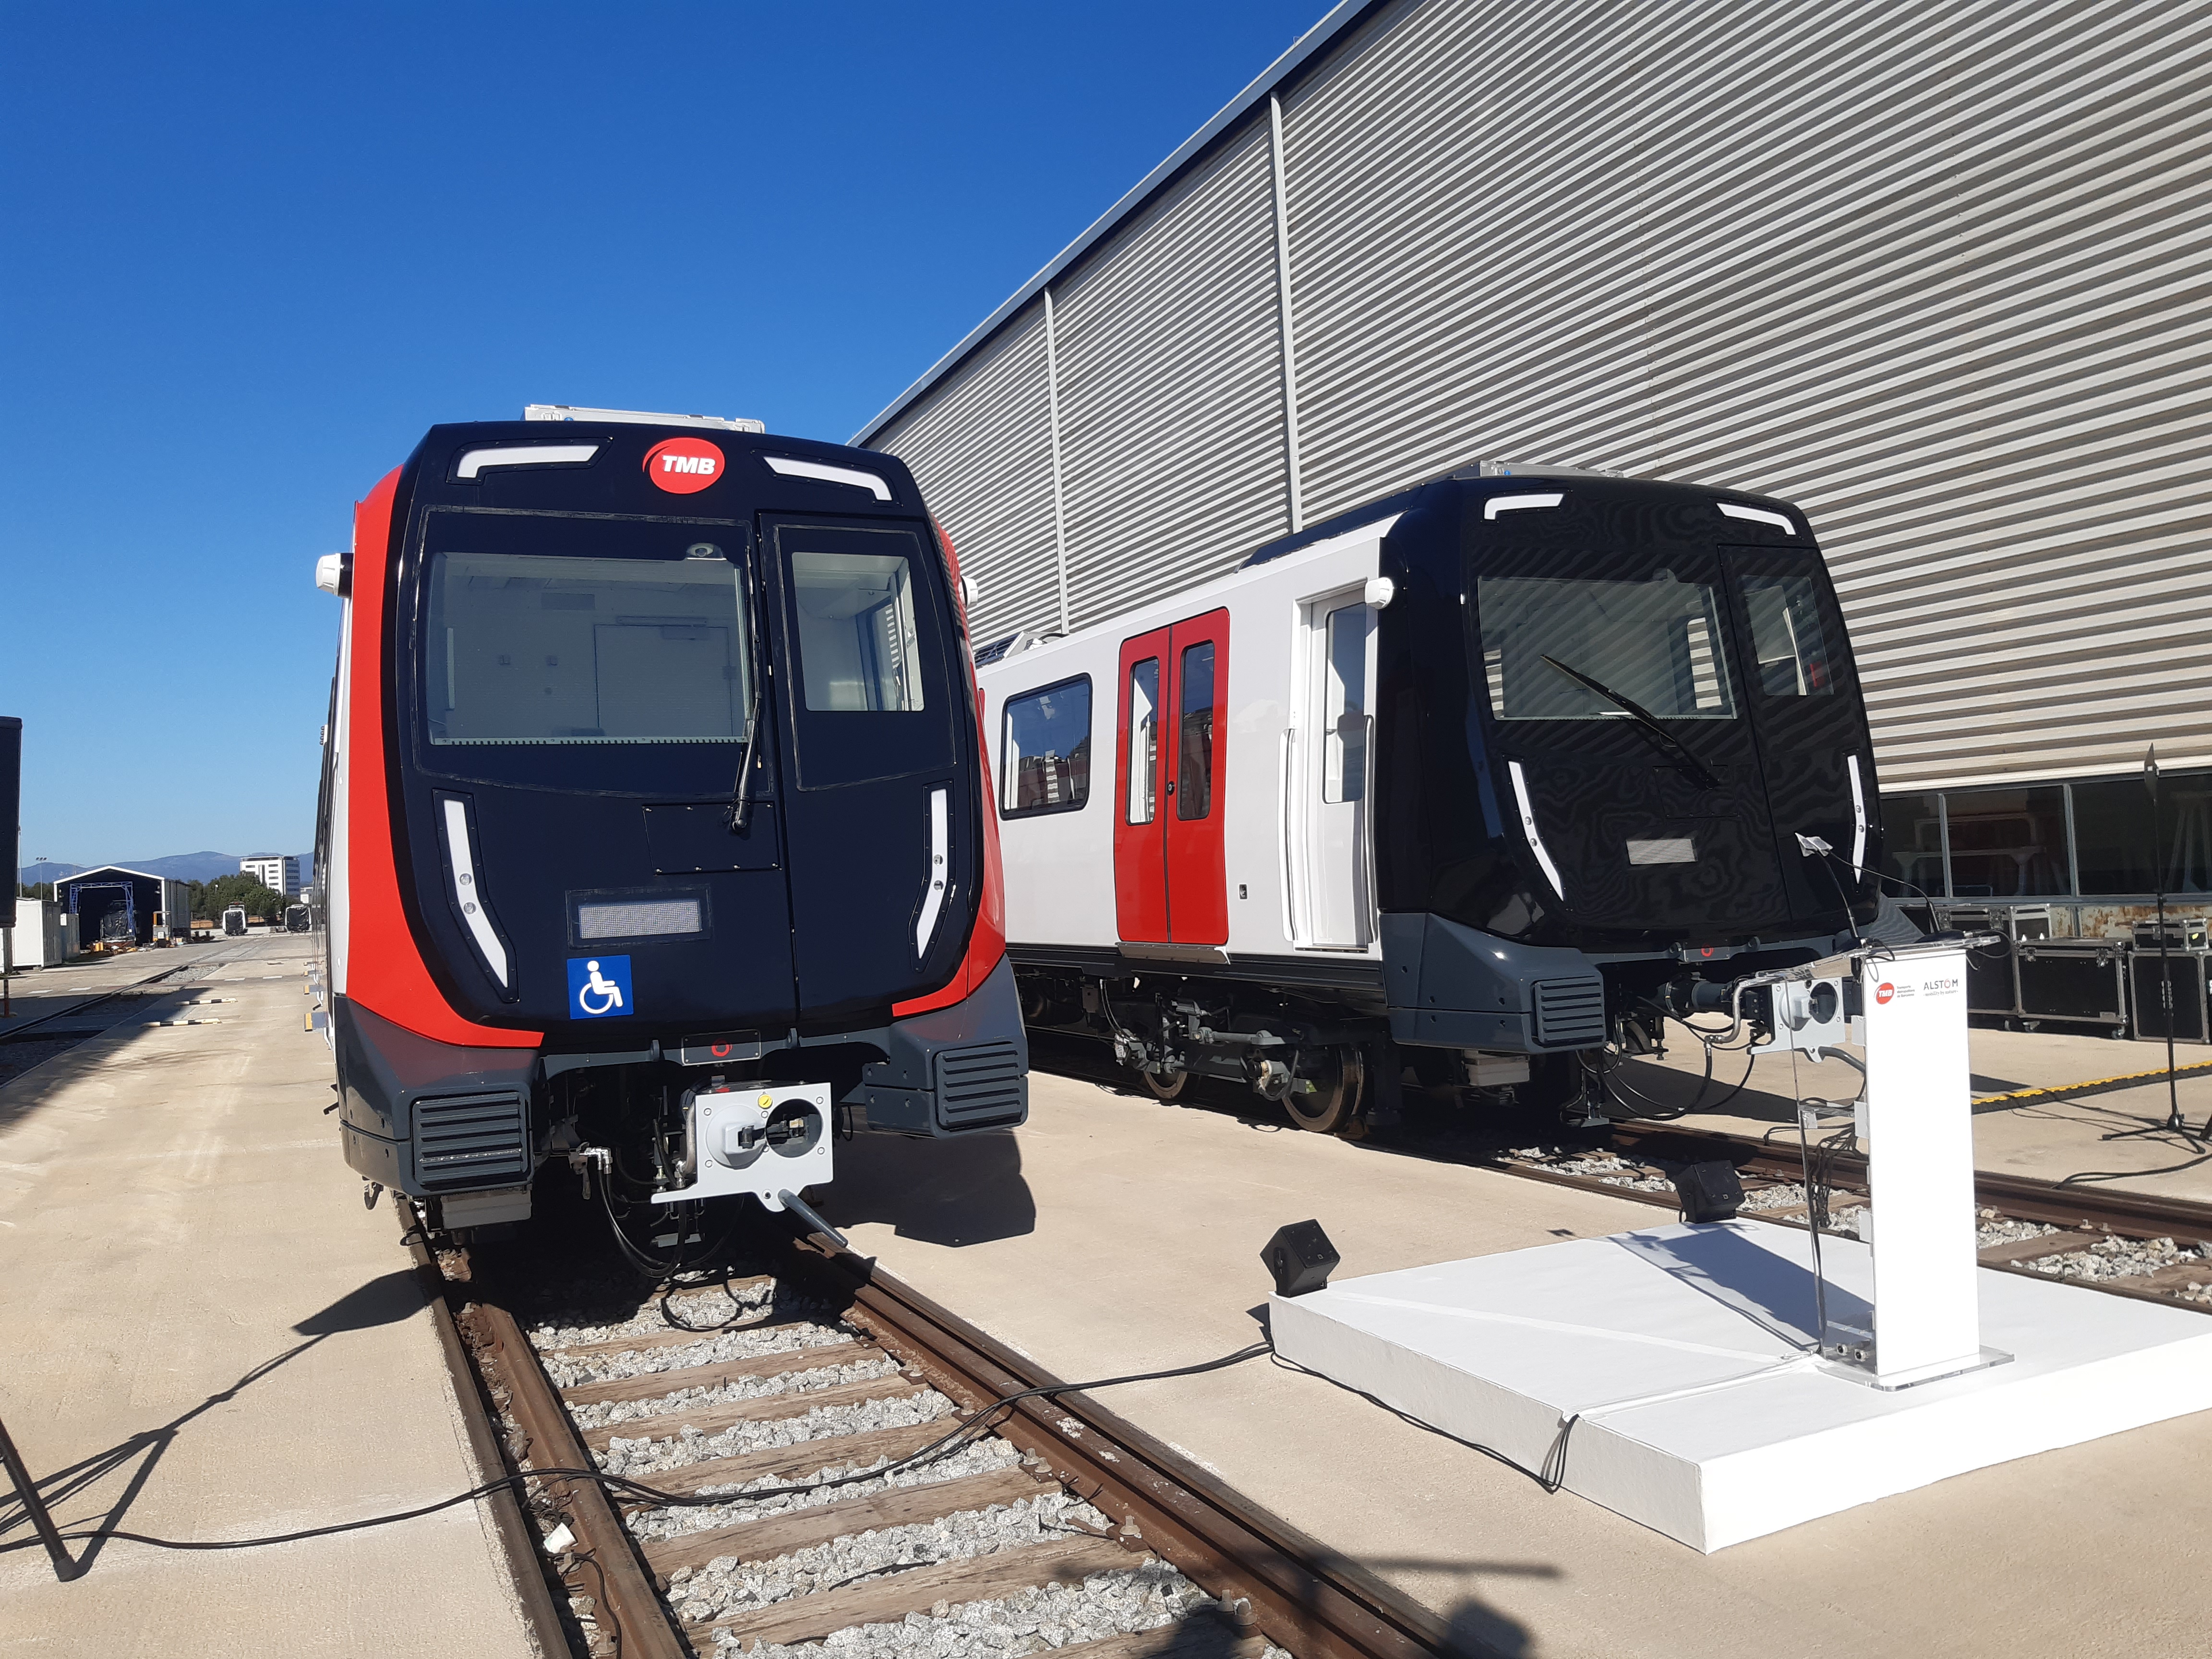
xmin=849 ymin=956 xmax=1030 ymax=1136
xmin=334 ymin=998 xmax=536 ymax=1198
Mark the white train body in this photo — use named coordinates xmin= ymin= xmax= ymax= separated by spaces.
xmin=977 ymin=470 xmax=1891 ymax=1130
xmin=985 ymin=513 xmax=1395 ymax=969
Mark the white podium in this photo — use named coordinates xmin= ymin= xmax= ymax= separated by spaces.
xmin=1813 ymin=943 xmax=2004 ymax=1387
xmin=1271 ymin=941 xmax=2212 ymax=1549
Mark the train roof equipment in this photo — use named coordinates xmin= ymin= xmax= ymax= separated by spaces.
xmin=523 ymin=404 xmax=766 ymax=432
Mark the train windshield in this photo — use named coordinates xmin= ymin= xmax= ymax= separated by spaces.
xmin=422 ymin=537 xmax=753 ymax=746
xmin=1478 ymin=558 xmax=1737 ymax=722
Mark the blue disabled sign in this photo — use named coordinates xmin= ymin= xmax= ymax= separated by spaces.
xmin=568 ymin=955 xmax=633 ymax=1019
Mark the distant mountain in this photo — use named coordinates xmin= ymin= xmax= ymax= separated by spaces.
xmin=118 ymin=852 xmax=252 ymax=883
xmin=19 ymin=851 xmax=313 ymax=887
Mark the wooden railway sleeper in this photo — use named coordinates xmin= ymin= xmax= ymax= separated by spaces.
xmin=790 ymin=1239 xmax=1478 ymax=1659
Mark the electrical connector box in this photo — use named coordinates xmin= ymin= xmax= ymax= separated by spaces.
xmin=653 ymin=1080 xmax=833 ymax=1208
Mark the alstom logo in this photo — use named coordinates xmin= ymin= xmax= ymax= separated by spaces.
xmin=644 ymin=436 xmax=725 ymax=494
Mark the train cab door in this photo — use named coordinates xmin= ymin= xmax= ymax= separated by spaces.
xmin=1113 ymin=610 xmax=1229 ymax=945
xmin=1293 ymin=589 xmax=1373 ymax=948
xmin=1717 ymin=545 xmax=1874 ymax=923
xmin=762 ymin=517 xmax=967 ymax=1025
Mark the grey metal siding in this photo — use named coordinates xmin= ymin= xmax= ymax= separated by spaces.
xmin=1054 ymin=124 xmax=1290 ymax=633
xmin=867 ymin=0 xmax=2212 ymax=789
xmin=873 ymin=301 xmax=1056 ymax=649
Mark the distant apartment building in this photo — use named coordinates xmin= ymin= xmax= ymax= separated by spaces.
xmin=240 ymin=854 xmax=300 ymax=896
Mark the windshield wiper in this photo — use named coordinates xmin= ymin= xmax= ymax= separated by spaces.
xmin=1540 ymin=655 xmax=1723 ymax=790
xmin=726 ymin=554 xmax=767 ymax=832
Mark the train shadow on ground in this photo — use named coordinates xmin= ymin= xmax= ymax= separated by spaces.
xmin=823 ymin=1126 xmax=1036 ymax=1247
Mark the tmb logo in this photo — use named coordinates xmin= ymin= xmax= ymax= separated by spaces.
xmin=644 ymin=436 xmax=724 ymax=494
xmin=1875 ymin=981 xmax=1896 ymax=1005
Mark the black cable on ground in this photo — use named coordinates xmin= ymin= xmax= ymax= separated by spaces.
xmin=0 ymin=1340 xmax=1276 ymax=1562
xmin=594 ymin=1176 xmax=739 ymax=1283
xmin=2056 ymin=1150 xmax=2212 ymax=1187
xmin=1268 ymin=1351 xmax=1581 ymax=1495
xmin=1591 ymin=1029 xmax=1757 ymax=1122
xmin=658 ymin=1262 xmax=769 ymax=1332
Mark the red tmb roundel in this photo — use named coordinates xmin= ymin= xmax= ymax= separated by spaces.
xmin=1875 ymin=982 xmax=1896 ymax=1004
xmin=644 ymin=436 xmax=725 ymax=494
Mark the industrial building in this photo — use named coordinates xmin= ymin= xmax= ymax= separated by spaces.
xmin=858 ymin=0 xmax=2211 ymax=925
xmin=54 ymin=866 xmax=190 ymax=947
xmin=239 ymin=853 xmax=300 ymax=896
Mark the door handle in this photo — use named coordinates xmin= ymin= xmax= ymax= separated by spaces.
xmin=1166 ymin=781 xmax=1175 ymax=795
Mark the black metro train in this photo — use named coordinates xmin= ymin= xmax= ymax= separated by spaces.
xmin=315 ymin=412 xmax=1026 ymax=1239
xmin=980 ymin=467 xmax=1913 ymax=1130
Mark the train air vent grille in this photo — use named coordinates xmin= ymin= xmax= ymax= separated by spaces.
xmin=1532 ymin=978 xmax=1607 ymax=1048
xmin=934 ymin=1041 xmax=1027 ymax=1130
xmin=413 ymin=1091 xmax=530 ymax=1190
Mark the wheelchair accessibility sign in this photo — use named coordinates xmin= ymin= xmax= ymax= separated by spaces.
xmin=568 ymin=956 xmax=633 ymax=1019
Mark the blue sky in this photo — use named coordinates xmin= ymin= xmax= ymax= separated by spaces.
xmin=0 ymin=0 xmax=1326 ymax=870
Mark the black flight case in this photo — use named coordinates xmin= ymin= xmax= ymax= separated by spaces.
xmin=2016 ymin=938 xmax=2132 ymax=1037
xmin=2129 ymin=919 xmax=2212 ymax=1045
xmin=1937 ymin=905 xmax=2051 ymax=1021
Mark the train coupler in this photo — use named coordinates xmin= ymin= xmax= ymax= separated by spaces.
xmin=654 ymin=1078 xmax=834 ymax=1209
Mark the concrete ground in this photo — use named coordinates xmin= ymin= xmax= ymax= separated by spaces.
xmin=1617 ymin=1022 xmax=2212 ymax=1203
xmin=825 ymin=1066 xmax=2212 ymax=1659
xmin=0 ymin=940 xmax=199 ymax=1021
xmin=0 ymin=934 xmax=539 ymax=1657
xmin=0 ymin=942 xmax=227 ymax=1092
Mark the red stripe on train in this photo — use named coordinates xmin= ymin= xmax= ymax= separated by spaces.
xmin=347 ymin=467 xmax=540 ymax=1049
xmin=893 ymin=520 xmax=1006 ymax=1016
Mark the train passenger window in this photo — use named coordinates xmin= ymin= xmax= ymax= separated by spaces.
xmin=1323 ymin=603 xmax=1369 ymax=803
xmin=424 ymin=551 xmax=751 ymax=745
xmin=1000 ymin=676 xmax=1091 ymax=817
xmin=1177 ymin=641 xmax=1216 ymax=820
xmin=1743 ymin=574 xmax=1835 ymax=697
xmin=1126 ymin=658 xmax=1160 ymax=824
xmin=791 ymin=551 xmax=926 ymax=712
xmin=1477 ymin=569 xmax=1737 ymax=721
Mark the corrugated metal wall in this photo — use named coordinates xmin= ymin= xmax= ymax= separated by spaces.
xmin=1055 ymin=126 xmax=1289 ymax=633
xmin=878 ymin=301 xmax=1057 ymax=648
xmin=869 ymin=0 xmax=2212 ymax=791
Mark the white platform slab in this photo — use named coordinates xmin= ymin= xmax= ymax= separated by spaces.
xmin=1270 ymin=1222 xmax=2212 ymax=1551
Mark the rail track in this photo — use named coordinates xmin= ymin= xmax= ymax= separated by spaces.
xmin=0 ymin=944 xmax=267 ymax=1088
xmin=1490 ymin=1119 xmax=2212 ymax=1311
xmin=1029 ymin=1034 xmax=2212 ymax=1312
xmin=398 ymin=1045 xmax=2211 ymax=1658
xmin=409 ymin=1198 xmax=1470 ymax=1659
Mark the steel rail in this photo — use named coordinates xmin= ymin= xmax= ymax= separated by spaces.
xmin=462 ymin=1295 xmax=692 ymax=1659
xmin=781 ymin=1234 xmax=1485 ymax=1659
xmin=394 ymin=1204 xmax=573 ymax=1656
xmin=1479 ymin=1131 xmax=2212 ymax=1315
xmin=0 ymin=960 xmax=204 ymax=1038
xmin=1604 ymin=1120 xmax=2212 ymax=1246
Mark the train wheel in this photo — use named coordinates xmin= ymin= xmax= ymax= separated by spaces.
xmin=1283 ymin=1046 xmax=1364 ymax=1135
xmin=1142 ymin=1070 xmax=1187 ymax=1102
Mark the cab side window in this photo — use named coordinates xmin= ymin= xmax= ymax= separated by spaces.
xmin=1000 ymin=676 xmax=1092 ymax=817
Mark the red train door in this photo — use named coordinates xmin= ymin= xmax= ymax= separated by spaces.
xmin=1114 ymin=609 xmax=1229 ymax=945
xmin=1114 ymin=629 xmax=1170 ymax=942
